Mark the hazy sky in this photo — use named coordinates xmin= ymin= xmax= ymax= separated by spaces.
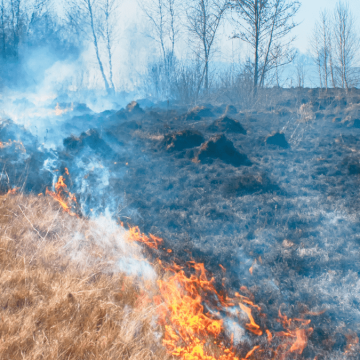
xmin=293 ymin=0 xmax=360 ymax=53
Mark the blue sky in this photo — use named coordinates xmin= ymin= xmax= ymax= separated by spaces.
xmin=293 ymin=0 xmax=360 ymax=53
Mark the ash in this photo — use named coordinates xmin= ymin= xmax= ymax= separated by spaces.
xmin=2 ymin=88 xmax=360 ymax=358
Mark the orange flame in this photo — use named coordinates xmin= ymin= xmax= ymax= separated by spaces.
xmin=239 ymin=303 xmax=262 ymax=336
xmin=156 ymin=261 xmax=239 ymax=360
xmin=244 ymin=345 xmax=260 ymax=359
xmin=127 ymin=226 xmax=163 ymax=249
xmin=46 ymin=172 xmax=78 ymax=217
xmin=7 ymin=187 xmax=19 ymax=195
xmin=275 ymin=309 xmax=313 ymax=356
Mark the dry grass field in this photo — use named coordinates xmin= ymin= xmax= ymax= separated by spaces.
xmin=0 ymin=192 xmax=169 ymax=360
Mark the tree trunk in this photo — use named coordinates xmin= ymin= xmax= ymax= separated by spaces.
xmin=169 ymin=0 xmax=175 ymax=55
xmin=87 ymin=0 xmax=111 ymax=94
xmin=158 ymin=0 xmax=166 ymax=64
xmin=106 ymin=36 xmax=115 ymax=93
xmin=253 ymin=0 xmax=259 ymax=95
xmin=1 ymin=0 xmax=6 ymax=58
xmin=259 ymin=1 xmax=278 ymax=87
xmin=329 ymin=38 xmax=336 ymax=87
xmin=205 ymin=53 xmax=209 ymax=90
xmin=104 ymin=1 xmax=115 ymax=93
xmin=323 ymin=21 xmax=328 ymax=90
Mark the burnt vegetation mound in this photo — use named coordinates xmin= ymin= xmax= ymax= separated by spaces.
xmin=112 ymin=101 xmax=145 ymax=121
xmin=194 ymin=134 xmax=251 ymax=167
xmin=63 ymin=129 xmax=114 ymax=157
xmin=265 ymin=132 xmax=289 ymax=148
xmin=207 ymin=116 xmax=246 ymax=134
xmin=160 ymin=129 xmax=205 ymax=152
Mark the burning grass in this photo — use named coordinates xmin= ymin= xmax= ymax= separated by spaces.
xmin=0 ymin=192 xmax=169 ymax=360
xmin=0 ymin=181 xmax=318 ymax=360
xmin=37 ymin=171 xmax=319 ymax=359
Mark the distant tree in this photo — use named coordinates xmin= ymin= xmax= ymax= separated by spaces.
xmin=311 ymin=10 xmax=336 ymax=89
xmin=139 ymin=0 xmax=180 ymax=63
xmin=138 ymin=0 xmax=181 ymax=99
xmin=230 ymin=0 xmax=300 ymax=93
xmin=0 ymin=0 xmax=50 ymax=59
xmin=67 ymin=0 xmax=120 ymax=94
xmin=186 ymin=0 xmax=228 ymax=92
xmin=294 ymin=53 xmax=305 ymax=88
xmin=333 ymin=1 xmax=359 ymax=89
xmin=1 ymin=0 xmax=6 ymax=57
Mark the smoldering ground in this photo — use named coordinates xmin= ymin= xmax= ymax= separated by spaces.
xmin=1 ymin=87 xmax=360 ymax=358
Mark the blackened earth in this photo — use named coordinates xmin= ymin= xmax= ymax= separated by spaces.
xmin=2 ymin=88 xmax=360 ymax=359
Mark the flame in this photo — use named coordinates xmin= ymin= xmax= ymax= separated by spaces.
xmin=54 ymin=103 xmax=74 ymax=116
xmin=156 ymin=261 xmax=239 ymax=360
xmin=7 ymin=187 xmax=19 ymax=195
xmin=127 ymin=226 xmax=163 ymax=249
xmin=244 ymin=345 xmax=260 ymax=359
xmin=46 ymin=171 xmax=78 ymax=217
xmin=275 ymin=309 xmax=313 ymax=356
xmin=239 ymin=303 xmax=262 ymax=336
xmin=266 ymin=329 xmax=273 ymax=343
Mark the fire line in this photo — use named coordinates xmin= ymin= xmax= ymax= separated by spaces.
xmin=46 ymin=169 xmax=315 ymax=360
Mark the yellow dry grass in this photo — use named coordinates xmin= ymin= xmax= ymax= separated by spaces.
xmin=0 ymin=193 xmax=170 ymax=360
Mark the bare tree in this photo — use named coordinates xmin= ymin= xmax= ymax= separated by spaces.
xmin=165 ymin=0 xmax=178 ymax=55
xmin=1 ymin=0 xmax=6 ymax=57
xmin=139 ymin=0 xmax=182 ymax=100
xmin=311 ymin=10 xmax=335 ymax=89
xmin=139 ymin=0 xmax=180 ymax=62
xmin=67 ymin=0 xmax=113 ymax=93
xmin=10 ymin=0 xmax=22 ymax=56
xmin=186 ymin=0 xmax=227 ymax=92
xmin=230 ymin=0 xmax=300 ymax=93
xmin=0 ymin=0 xmax=50 ymax=59
xmin=333 ymin=1 xmax=359 ymax=89
xmin=294 ymin=52 xmax=305 ymax=87
xmin=139 ymin=0 xmax=166 ymax=62
xmin=101 ymin=0 xmax=118 ymax=92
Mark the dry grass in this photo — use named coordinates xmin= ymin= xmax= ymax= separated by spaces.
xmin=0 ymin=193 xmax=169 ymax=360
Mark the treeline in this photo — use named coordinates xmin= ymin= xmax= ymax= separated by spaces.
xmin=142 ymin=0 xmax=360 ymax=102
xmin=141 ymin=0 xmax=302 ymax=101
xmin=0 ymin=0 xmax=80 ymax=87
xmin=311 ymin=2 xmax=359 ymax=89
xmin=0 ymin=0 xmax=359 ymax=101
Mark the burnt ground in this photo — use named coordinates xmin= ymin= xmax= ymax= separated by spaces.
xmin=2 ymin=88 xmax=360 ymax=358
